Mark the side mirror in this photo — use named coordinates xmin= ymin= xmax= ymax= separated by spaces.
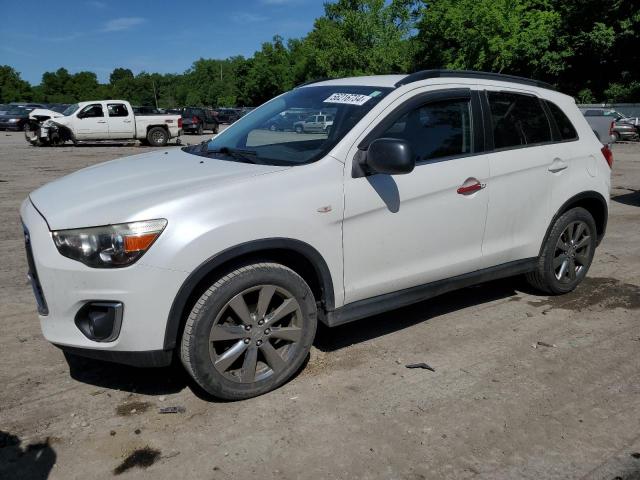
xmin=356 ymin=138 xmax=415 ymax=177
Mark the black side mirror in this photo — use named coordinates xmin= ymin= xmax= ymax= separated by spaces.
xmin=354 ymin=138 xmax=415 ymax=177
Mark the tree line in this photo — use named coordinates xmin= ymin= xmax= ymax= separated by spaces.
xmin=1 ymin=0 xmax=638 ymax=107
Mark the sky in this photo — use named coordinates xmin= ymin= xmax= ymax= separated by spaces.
xmin=0 ymin=0 xmax=326 ymax=84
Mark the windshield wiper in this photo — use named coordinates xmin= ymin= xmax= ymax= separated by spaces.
xmin=205 ymin=146 xmax=259 ymax=164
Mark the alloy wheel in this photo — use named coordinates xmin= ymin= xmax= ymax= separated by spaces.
xmin=553 ymin=220 xmax=592 ymax=284
xmin=208 ymin=285 xmax=303 ymax=383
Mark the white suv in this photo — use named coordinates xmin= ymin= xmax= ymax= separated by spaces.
xmin=21 ymin=70 xmax=612 ymax=400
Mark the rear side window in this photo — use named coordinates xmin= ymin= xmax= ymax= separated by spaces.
xmin=107 ymin=103 xmax=128 ymax=117
xmin=381 ymin=98 xmax=472 ymax=161
xmin=545 ymin=101 xmax=578 ymax=141
xmin=487 ymin=92 xmax=552 ymax=149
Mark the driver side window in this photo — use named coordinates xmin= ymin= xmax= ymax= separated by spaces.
xmin=380 ymin=98 xmax=472 ymax=162
xmin=80 ymin=104 xmax=104 ymax=118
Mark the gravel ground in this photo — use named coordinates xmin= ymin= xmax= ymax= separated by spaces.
xmin=0 ymin=131 xmax=639 ymax=480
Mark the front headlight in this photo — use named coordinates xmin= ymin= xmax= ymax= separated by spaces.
xmin=52 ymin=219 xmax=167 ymax=268
xmin=8 ymin=118 xmax=19 ymax=123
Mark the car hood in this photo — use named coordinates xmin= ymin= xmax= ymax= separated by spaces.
xmin=29 ymin=147 xmax=288 ymax=230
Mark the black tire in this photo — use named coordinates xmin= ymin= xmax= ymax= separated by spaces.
xmin=526 ymin=207 xmax=597 ymax=294
xmin=295 ymin=125 xmax=303 ymax=133
xmin=612 ymin=131 xmax=620 ymax=142
xmin=197 ymin=124 xmax=203 ymax=135
xmin=146 ymin=126 xmax=168 ymax=146
xmin=180 ymin=262 xmax=317 ymax=400
xmin=213 ymin=122 xmax=219 ymax=134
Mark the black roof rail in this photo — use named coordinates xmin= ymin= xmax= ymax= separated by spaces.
xmin=295 ymin=77 xmax=331 ymax=88
xmin=395 ymin=69 xmax=556 ymax=91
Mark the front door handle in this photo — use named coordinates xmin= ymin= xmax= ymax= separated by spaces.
xmin=97 ymin=120 xmax=107 ymax=124
xmin=548 ymin=158 xmax=568 ymax=173
xmin=457 ymin=178 xmax=486 ymax=195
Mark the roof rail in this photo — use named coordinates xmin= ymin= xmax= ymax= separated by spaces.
xmin=395 ymin=69 xmax=555 ymax=91
xmin=295 ymin=78 xmax=331 ymax=88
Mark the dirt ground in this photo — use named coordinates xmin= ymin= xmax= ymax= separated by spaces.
xmin=0 ymin=130 xmax=639 ymax=480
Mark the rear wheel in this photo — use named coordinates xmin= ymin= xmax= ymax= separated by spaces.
xmin=197 ymin=124 xmax=203 ymax=135
xmin=612 ymin=131 xmax=620 ymax=142
xmin=180 ymin=262 xmax=317 ymax=400
xmin=213 ymin=122 xmax=219 ymax=134
xmin=295 ymin=125 xmax=303 ymax=133
xmin=146 ymin=127 xmax=168 ymax=146
xmin=526 ymin=207 xmax=597 ymax=294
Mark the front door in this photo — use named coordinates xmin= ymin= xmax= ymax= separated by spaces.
xmin=342 ymin=89 xmax=490 ymax=304
xmin=75 ymin=103 xmax=108 ymax=140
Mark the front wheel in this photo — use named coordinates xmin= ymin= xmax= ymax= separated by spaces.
xmin=147 ymin=126 xmax=168 ymax=146
xmin=180 ymin=263 xmax=317 ymax=400
xmin=526 ymin=207 xmax=597 ymax=294
xmin=295 ymin=125 xmax=303 ymax=133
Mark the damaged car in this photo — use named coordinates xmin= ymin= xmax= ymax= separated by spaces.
xmin=25 ymin=100 xmax=182 ymax=147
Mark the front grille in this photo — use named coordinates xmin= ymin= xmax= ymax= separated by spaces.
xmin=23 ymin=223 xmax=49 ymax=316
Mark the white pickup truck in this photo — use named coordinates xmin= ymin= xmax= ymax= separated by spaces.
xmin=25 ymin=100 xmax=182 ymax=147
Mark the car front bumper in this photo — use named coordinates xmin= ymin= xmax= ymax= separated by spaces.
xmin=20 ymin=199 xmax=189 ymax=365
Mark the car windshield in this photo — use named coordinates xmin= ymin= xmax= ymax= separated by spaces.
xmin=7 ymin=107 xmax=28 ymax=115
xmin=184 ymin=85 xmax=391 ymax=166
xmin=63 ymin=104 xmax=79 ymax=116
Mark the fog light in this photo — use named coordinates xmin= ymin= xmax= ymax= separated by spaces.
xmin=74 ymin=302 xmax=123 ymax=342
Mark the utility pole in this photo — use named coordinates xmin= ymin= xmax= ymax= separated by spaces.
xmin=152 ymin=80 xmax=158 ymax=109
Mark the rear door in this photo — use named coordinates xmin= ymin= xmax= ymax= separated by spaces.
xmin=479 ymin=89 xmax=556 ymax=266
xmin=75 ymin=103 xmax=109 ymax=139
xmin=106 ymin=102 xmax=135 ymax=138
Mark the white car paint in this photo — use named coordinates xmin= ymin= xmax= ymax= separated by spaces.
xmin=21 ymin=74 xmax=610 ymax=358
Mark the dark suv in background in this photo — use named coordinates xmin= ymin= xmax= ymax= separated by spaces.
xmin=215 ymin=108 xmax=241 ymax=124
xmin=174 ymin=107 xmax=219 ymax=134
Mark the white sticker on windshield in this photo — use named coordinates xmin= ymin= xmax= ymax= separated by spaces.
xmin=323 ymin=93 xmax=371 ymax=106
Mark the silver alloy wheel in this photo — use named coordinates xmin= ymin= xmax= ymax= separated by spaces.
xmin=208 ymin=285 xmax=303 ymax=383
xmin=553 ymin=220 xmax=592 ymax=284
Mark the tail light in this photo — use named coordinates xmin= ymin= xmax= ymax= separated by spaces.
xmin=601 ymin=145 xmax=613 ymax=168
xmin=192 ymin=116 xmax=199 ymax=124
xmin=609 ymin=121 xmax=614 ymax=136
xmin=177 ymin=117 xmax=182 ymax=129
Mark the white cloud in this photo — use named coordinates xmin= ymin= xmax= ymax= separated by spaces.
xmin=102 ymin=17 xmax=146 ymax=32
xmin=87 ymin=1 xmax=106 ymax=8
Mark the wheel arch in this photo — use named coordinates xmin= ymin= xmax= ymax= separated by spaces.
xmin=540 ymin=191 xmax=608 ymax=256
xmin=163 ymin=238 xmax=335 ymax=350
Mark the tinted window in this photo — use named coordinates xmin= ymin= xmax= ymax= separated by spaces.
xmin=545 ymin=101 xmax=578 ymax=141
xmin=80 ymin=104 xmax=104 ymax=118
xmin=380 ymin=99 xmax=472 ymax=161
xmin=487 ymin=92 xmax=552 ymax=148
xmin=107 ymin=103 xmax=128 ymax=117
xmin=584 ymin=110 xmax=603 ymax=116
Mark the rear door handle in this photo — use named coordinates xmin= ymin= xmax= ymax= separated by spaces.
xmin=97 ymin=120 xmax=107 ymax=124
xmin=548 ymin=158 xmax=568 ymax=173
xmin=457 ymin=178 xmax=486 ymax=195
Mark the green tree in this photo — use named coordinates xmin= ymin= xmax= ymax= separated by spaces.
xmin=0 ymin=65 xmax=32 ymax=102
xmin=303 ymin=0 xmax=417 ymax=79
xmin=414 ymin=0 xmax=564 ymax=79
